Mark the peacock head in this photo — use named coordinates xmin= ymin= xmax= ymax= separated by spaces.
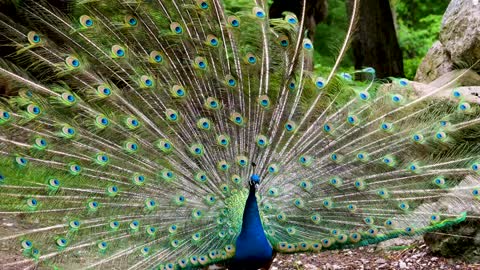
xmin=250 ymin=174 xmax=260 ymax=188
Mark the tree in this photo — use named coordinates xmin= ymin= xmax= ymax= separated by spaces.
xmin=347 ymin=0 xmax=404 ymax=79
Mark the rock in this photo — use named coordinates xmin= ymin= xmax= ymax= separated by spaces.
xmin=416 ymin=0 xmax=480 ymax=83
xmin=375 ymin=258 xmax=387 ymax=264
xmin=415 ymin=41 xmax=455 ymax=83
xmin=440 ymin=0 xmax=480 ymax=66
xmin=399 ymin=260 xmax=407 ymax=269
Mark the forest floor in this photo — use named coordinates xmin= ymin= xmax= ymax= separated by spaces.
xmin=271 ymin=239 xmax=480 ymax=270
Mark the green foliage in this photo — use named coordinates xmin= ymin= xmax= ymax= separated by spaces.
xmin=313 ymin=0 xmax=354 ymax=75
xmin=394 ymin=0 xmax=450 ymax=79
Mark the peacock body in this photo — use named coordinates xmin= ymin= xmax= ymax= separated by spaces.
xmin=0 ymin=0 xmax=479 ymax=269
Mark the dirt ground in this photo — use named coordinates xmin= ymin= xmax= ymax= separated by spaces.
xmin=271 ymin=241 xmax=480 ymax=270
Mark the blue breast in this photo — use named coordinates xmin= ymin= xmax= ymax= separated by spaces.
xmin=234 ymin=184 xmax=273 ymax=267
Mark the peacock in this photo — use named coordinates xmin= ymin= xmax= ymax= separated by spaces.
xmin=0 ymin=0 xmax=480 ymax=269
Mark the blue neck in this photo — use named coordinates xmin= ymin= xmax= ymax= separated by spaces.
xmin=234 ymin=184 xmax=273 ymax=266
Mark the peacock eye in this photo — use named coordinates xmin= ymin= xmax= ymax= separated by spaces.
xmin=170 ymin=22 xmax=183 ymax=34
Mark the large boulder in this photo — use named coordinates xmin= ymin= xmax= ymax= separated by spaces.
xmin=415 ymin=0 xmax=480 ymax=83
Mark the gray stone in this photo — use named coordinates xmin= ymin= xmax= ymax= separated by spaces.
xmin=440 ymin=0 xmax=480 ymax=66
xmin=415 ymin=41 xmax=454 ymax=83
xmin=416 ymin=0 xmax=480 ymax=83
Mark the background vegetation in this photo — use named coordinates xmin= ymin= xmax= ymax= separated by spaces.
xmin=225 ymin=0 xmax=450 ymax=80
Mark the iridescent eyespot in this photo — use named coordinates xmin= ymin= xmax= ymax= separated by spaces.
xmin=391 ymin=94 xmax=403 ymax=103
xmin=160 ymin=169 xmax=175 ymax=182
xmin=303 ymin=39 xmax=313 ymax=50
xmin=359 ymin=91 xmax=370 ymax=100
xmin=329 ymin=177 xmax=343 ymax=188
xmin=217 ymin=160 xmax=230 ymax=172
xmin=79 ymin=15 xmax=94 ymax=28
xmin=285 ymin=14 xmax=298 ymax=24
xmin=65 ymin=56 xmax=81 ymax=68
xmin=256 ymin=135 xmax=269 ymax=148
xmin=354 ymin=179 xmax=365 ymax=190
xmin=341 ymin=72 xmax=352 ymax=81
xmin=278 ymin=36 xmax=289 ymax=47
xmin=125 ymin=116 xmax=140 ymax=130
xmin=252 ymin=7 xmax=265 ymax=19
xmin=197 ymin=118 xmax=212 ymax=130
xmin=149 ymin=50 xmax=163 ymax=63
xmin=196 ymin=0 xmax=209 ymax=9
xmin=174 ymin=195 xmax=186 ymax=206
xmin=60 ymin=125 xmax=76 ymax=139
xmin=231 ymin=174 xmax=242 ymax=184
xmin=96 ymin=85 xmax=112 ymax=98
xmin=124 ymin=141 xmax=139 ymax=153
xmin=192 ymin=209 xmax=203 ymax=219
xmin=132 ymin=174 xmax=146 ymax=185
xmin=226 ymin=75 xmax=237 ymax=87
xmin=288 ymin=80 xmax=296 ymax=90
xmin=229 ymin=112 xmax=245 ymax=126
xmin=195 ymin=171 xmax=208 ymax=183
xmin=95 ymin=115 xmax=109 ymax=129
xmin=157 ymin=139 xmax=173 ymax=153
xmin=166 ymin=109 xmax=180 ymax=122
xmin=380 ymin=122 xmax=393 ymax=131
xmin=60 ymin=92 xmax=76 ymax=106
xmin=298 ymin=155 xmax=313 ymax=166
xmin=56 ymin=238 xmax=68 ymax=247
xmin=27 ymin=198 xmax=38 ymax=208
xmin=34 ymin=137 xmax=48 ymax=150
xmin=245 ymin=53 xmax=257 ymax=65
xmin=458 ymin=102 xmax=471 ymax=112
xmin=471 ymin=162 xmax=480 ymax=172
xmin=170 ymin=22 xmax=183 ymax=34
xmin=257 ymin=95 xmax=270 ymax=108
xmin=435 ymin=131 xmax=447 ymax=140
xmin=452 ymin=89 xmax=462 ymax=98
xmin=69 ymin=220 xmax=80 ymax=230
xmin=111 ymin=45 xmax=126 ymax=58
xmin=433 ymin=176 xmax=446 ymax=187
xmin=284 ymin=120 xmax=296 ymax=132
xmin=48 ymin=178 xmax=60 ymax=190
xmin=69 ymin=163 xmax=81 ymax=175
xmin=267 ymin=163 xmax=279 ymax=174
xmin=398 ymin=202 xmax=409 ymax=210
xmin=107 ymin=185 xmax=118 ymax=196
xmin=398 ymin=78 xmax=408 ymax=87
xmin=194 ymin=56 xmax=207 ymax=69
xmin=95 ymin=153 xmax=109 ymax=166
xmin=190 ymin=143 xmax=204 ymax=156
xmin=125 ymin=15 xmax=138 ymax=26
xmin=347 ymin=115 xmax=358 ymax=125
xmin=140 ymin=75 xmax=154 ymax=88
xmin=227 ymin=16 xmax=240 ymax=27
xmin=87 ymin=201 xmax=99 ymax=210
xmin=28 ymin=31 xmax=42 ymax=45
xmin=206 ymin=34 xmax=219 ymax=46
xmin=205 ymin=97 xmax=220 ymax=110
xmin=323 ymin=123 xmax=332 ymax=133
xmin=314 ymin=76 xmax=326 ymax=89
xmin=236 ymin=156 xmax=248 ymax=167
xmin=377 ymin=188 xmax=390 ymax=198
xmin=0 ymin=110 xmax=11 ymax=123
xmin=412 ymin=133 xmax=424 ymax=143
xmin=26 ymin=104 xmax=41 ymax=117
xmin=145 ymin=199 xmax=156 ymax=210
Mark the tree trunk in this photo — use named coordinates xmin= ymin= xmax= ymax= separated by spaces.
xmin=347 ymin=0 xmax=404 ymax=79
